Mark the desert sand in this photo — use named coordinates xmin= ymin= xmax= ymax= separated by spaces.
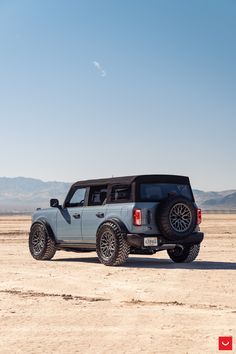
xmin=0 ymin=214 xmax=235 ymax=354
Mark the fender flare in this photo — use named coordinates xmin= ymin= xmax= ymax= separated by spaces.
xmin=30 ymin=219 xmax=56 ymax=242
xmin=96 ymin=218 xmax=129 ymax=236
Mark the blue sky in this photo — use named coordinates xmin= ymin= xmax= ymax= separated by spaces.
xmin=0 ymin=0 xmax=235 ymax=191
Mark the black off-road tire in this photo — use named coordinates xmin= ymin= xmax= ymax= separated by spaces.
xmin=29 ymin=222 xmax=56 ymax=260
xmin=167 ymin=244 xmax=200 ymax=263
xmin=157 ymin=196 xmax=197 ymax=241
xmin=96 ymin=222 xmax=130 ymax=266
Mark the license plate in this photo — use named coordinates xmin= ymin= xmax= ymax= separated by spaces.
xmin=144 ymin=237 xmax=158 ymax=247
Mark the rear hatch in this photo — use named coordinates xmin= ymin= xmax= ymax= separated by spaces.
xmin=130 ymin=175 xmax=200 ymax=237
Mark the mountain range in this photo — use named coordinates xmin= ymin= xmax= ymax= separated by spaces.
xmin=0 ymin=177 xmax=70 ymax=212
xmin=0 ymin=177 xmax=235 ymax=213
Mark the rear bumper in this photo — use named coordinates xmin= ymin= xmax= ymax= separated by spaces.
xmin=126 ymin=232 xmax=204 ymax=249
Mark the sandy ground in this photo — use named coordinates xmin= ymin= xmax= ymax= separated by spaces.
xmin=0 ymin=214 xmax=235 ymax=354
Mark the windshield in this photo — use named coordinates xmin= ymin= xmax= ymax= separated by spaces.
xmin=139 ymin=183 xmax=193 ymax=202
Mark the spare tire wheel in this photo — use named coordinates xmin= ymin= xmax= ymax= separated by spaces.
xmin=157 ymin=197 xmax=197 ymax=240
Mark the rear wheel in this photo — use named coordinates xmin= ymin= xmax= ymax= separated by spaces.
xmin=29 ymin=223 xmax=56 ymax=260
xmin=96 ymin=222 xmax=130 ymax=266
xmin=167 ymin=244 xmax=200 ymax=263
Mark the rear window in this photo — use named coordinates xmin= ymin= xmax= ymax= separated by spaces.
xmin=139 ymin=183 xmax=193 ymax=202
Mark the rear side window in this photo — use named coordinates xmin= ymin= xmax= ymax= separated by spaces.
xmin=88 ymin=185 xmax=108 ymax=206
xmin=110 ymin=185 xmax=131 ymax=203
xmin=139 ymin=183 xmax=193 ymax=202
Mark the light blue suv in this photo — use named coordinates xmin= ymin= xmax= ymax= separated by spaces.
xmin=29 ymin=175 xmax=204 ymax=266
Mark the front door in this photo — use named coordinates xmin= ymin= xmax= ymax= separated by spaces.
xmin=56 ymin=187 xmax=87 ymax=243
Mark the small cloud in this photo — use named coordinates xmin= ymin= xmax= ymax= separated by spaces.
xmin=93 ymin=61 xmax=106 ymax=77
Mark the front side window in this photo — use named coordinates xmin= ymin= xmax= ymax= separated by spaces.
xmin=67 ymin=188 xmax=86 ymax=207
xmin=139 ymin=183 xmax=193 ymax=202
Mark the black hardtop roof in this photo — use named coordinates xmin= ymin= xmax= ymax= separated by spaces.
xmin=72 ymin=174 xmax=190 ymax=188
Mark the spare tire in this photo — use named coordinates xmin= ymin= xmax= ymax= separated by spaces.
xmin=156 ymin=196 xmax=197 ymax=241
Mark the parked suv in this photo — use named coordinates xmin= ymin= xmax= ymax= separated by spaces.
xmin=29 ymin=175 xmax=204 ymax=266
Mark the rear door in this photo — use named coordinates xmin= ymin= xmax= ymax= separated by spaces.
xmin=56 ymin=187 xmax=87 ymax=242
xmin=81 ymin=185 xmax=108 ymax=243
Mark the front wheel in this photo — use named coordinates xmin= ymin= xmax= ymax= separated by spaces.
xmin=167 ymin=244 xmax=200 ymax=263
xmin=29 ymin=223 xmax=56 ymax=260
xmin=96 ymin=222 xmax=130 ymax=266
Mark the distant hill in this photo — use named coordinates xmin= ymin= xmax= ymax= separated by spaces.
xmin=193 ymin=189 xmax=236 ymax=210
xmin=0 ymin=177 xmax=235 ymax=212
xmin=0 ymin=177 xmax=70 ymax=212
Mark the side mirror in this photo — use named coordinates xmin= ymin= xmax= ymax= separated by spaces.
xmin=50 ymin=199 xmax=60 ymax=208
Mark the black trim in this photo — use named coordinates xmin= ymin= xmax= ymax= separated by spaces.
xmin=72 ymin=175 xmax=190 ymax=189
xmin=126 ymin=232 xmax=204 ymax=248
xmin=64 ymin=175 xmax=191 ymax=206
xmin=56 ymin=242 xmax=96 ymax=250
xmin=55 ymin=231 xmax=203 ymax=252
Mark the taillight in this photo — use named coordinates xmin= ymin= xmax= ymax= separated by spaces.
xmin=133 ymin=209 xmax=142 ymax=226
xmin=197 ymin=208 xmax=202 ymax=224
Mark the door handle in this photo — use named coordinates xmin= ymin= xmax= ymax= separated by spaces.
xmin=96 ymin=212 xmax=104 ymax=218
xmin=73 ymin=213 xmax=81 ymax=219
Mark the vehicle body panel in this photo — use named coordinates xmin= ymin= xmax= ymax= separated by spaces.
xmin=81 ymin=205 xmax=108 ymax=243
xmin=30 ymin=174 xmax=203 ymax=251
xmin=56 ymin=207 xmax=83 ymax=242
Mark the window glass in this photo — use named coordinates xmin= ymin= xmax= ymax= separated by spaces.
xmin=139 ymin=183 xmax=192 ymax=202
xmin=68 ymin=188 xmax=86 ymax=207
xmin=88 ymin=186 xmax=108 ymax=206
xmin=110 ymin=185 xmax=131 ymax=202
